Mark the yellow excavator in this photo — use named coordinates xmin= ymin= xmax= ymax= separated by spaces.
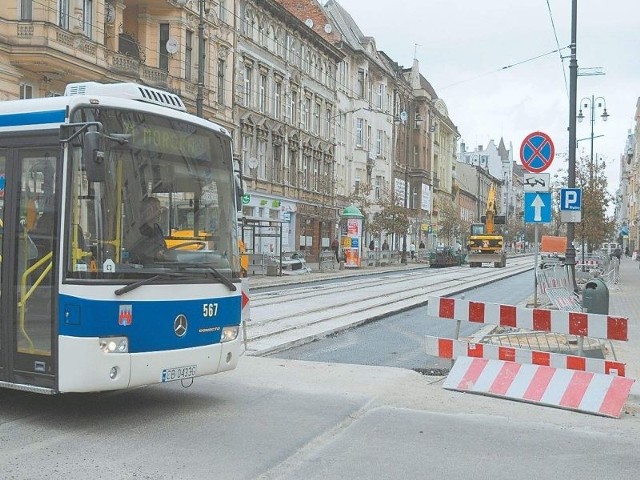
xmin=467 ymin=184 xmax=507 ymax=268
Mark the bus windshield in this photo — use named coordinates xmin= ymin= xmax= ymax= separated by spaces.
xmin=66 ymin=107 xmax=239 ymax=281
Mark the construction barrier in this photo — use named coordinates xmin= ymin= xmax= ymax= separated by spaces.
xmin=426 ymin=295 xmax=633 ymax=417
xmin=426 ymin=296 xmax=627 ymax=341
xmin=443 ymin=356 xmax=634 ymax=418
xmin=425 ymin=336 xmax=626 ymax=376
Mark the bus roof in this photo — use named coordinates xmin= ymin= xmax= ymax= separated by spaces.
xmin=0 ymin=82 xmax=230 ymax=137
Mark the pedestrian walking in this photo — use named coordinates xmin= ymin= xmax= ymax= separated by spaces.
xmin=419 ymin=240 xmax=425 ymax=250
xmin=331 ymin=238 xmax=339 ymax=262
xmin=369 ymin=239 xmax=375 ymax=251
xmin=410 ymin=242 xmax=416 ymax=260
xmin=382 ymin=240 xmax=389 ymax=251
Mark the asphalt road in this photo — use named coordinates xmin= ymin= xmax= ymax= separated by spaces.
xmin=270 ymin=270 xmax=533 ymax=371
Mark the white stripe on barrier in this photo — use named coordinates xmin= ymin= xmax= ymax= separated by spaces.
xmin=424 ymin=336 xmax=626 ymax=376
xmin=426 ymin=296 xmax=628 ymax=341
xmin=444 ymin=356 xmax=634 ymax=418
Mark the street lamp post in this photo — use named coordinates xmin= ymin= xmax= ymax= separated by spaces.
xmin=400 ymin=109 xmax=409 ymax=264
xmin=175 ymin=0 xmax=206 ymax=117
xmin=565 ymin=0 xmax=578 ymax=290
xmin=577 ymin=95 xmax=608 ymax=258
xmin=577 ymin=95 xmax=609 ymax=182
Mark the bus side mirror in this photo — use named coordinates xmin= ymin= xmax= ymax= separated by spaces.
xmin=83 ymin=131 xmax=106 ymax=183
xmin=234 ymin=173 xmax=243 ymax=213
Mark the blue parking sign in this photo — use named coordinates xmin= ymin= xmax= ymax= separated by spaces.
xmin=560 ymin=188 xmax=581 ymax=211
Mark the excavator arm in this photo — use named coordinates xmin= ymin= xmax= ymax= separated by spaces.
xmin=485 ymin=185 xmax=497 ymax=235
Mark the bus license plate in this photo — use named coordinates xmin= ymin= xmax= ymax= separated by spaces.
xmin=161 ymin=365 xmax=197 ymax=383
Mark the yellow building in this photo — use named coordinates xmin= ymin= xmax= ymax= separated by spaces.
xmin=0 ymin=0 xmax=235 ymax=130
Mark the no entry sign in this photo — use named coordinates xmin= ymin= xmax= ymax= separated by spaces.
xmin=520 ymin=131 xmax=555 ymax=173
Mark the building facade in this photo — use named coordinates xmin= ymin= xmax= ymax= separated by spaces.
xmin=236 ymin=0 xmax=343 ymax=259
xmin=0 ymin=0 xmax=236 ymax=127
xmin=324 ymin=0 xmax=397 ymax=245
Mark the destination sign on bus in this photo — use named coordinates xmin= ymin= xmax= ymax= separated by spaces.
xmin=122 ymin=121 xmax=208 ymax=158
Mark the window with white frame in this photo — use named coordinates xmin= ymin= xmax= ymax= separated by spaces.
xmin=257 ymin=139 xmax=267 ymax=179
xmin=313 ymin=101 xmax=320 ymax=135
xmin=259 ymin=74 xmax=267 ymax=113
xmin=324 ymin=107 xmax=331 ymax=139
xmin=219 ymin=0 xmax=226 ymax=23
xmin=355 ymin=118 xmax=363 ymax=147
xmin=185 ymin=30 xmax=193 ymax=81
xmin=337 ymin=112 xmax=346 ymax=144
xmin=304 ymin=97 xmax=311 ymax=131
xmin=289 ymin=89 xmax=298 ymax=125
xmin=285 ymin=34 xmax=292 ymax=62
xmin=58 ymin=0 xmax=70 ymax=29
xmin=274 ymin=80 xmax=282 ymax=119
xmin=275 ymin=29 xmax=283 ymax=57
xmin=356 ymin=69 xmax=365 ymax=98
xmin=241 ymin=134 xmax=252 ymax=176
xmin=288 ymin=147 xmax=297 ymax=186
xmin=243 ymin=65 xmax=252 ymax=106
xmin=217 ymin=59 xmax=225 ymax=105
xmin=273 ymin=144 xmax=282 ymax=183
xmin=83 ymin=0 xmax=93 ymax=38
xmin=367 ymin=125 xmax=372 ymax=151
xmin=376 ymin=129 xmax=383 ymax=156
xmin=375 ymin=176 xmax=382 ymax=200
xmin=376 ymin=83 xmax=384 ymax=110
xmin=159 ymin=23 xmax=169 ymax=71
xmin=20 ymin=0 xmax=32 ymax=21
xmin=313 ymin=157 xmax=321 ymax=191
xmin=20 ymin=84 xmax=33 ymax=99
xmin=303 ymin=153 xmax=312 ymax=189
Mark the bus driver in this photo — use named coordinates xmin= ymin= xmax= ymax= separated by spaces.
xmin=128 ymin=196 xmax=167 ymax=263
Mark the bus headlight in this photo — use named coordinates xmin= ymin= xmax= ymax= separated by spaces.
xmin=99 ymin=337 xmax=129 ymax=353
xmin=221 ymin=326 xmax=239 ymax=343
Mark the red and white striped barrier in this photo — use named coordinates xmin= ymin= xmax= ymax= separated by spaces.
xmin=425 ymin=336 xmax=626 ymax=377
xmin=426 ymin=296 xmax=627 ymax=341
xmin=444 ymin=356 xmax=634 ymax=418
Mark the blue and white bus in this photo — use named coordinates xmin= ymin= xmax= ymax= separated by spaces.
xmin=0 ymin=82 xmax=246 ymax=393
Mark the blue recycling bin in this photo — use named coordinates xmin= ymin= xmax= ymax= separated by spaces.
xmin=582 ymin=278 xmax=609 ymax=314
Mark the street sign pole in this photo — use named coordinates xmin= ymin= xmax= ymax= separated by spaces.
xmin=533 ymin=224 xmax=539 ymax=307
xmin=520 ymin=132 xmax=555 ymax=305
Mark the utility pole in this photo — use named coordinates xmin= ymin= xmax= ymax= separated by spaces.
xmin=196 ymin=0 xmax=205 ymax=118
xmin=565 ymin=0 xmax=578 ymax=290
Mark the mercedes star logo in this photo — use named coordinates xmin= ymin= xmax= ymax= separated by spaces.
xmin=174 ymin=314 xmax=188 ymax=337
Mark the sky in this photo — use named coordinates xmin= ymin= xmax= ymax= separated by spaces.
xmin=333 ymin=0 xmax=640 ymax=195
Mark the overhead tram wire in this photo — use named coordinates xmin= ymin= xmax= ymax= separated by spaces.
xmin=438 ymin=46 xmax=568 ymax=90
xmin=31 ymin=0 xmax=566 ymax=116
xmin=545 ymin=0 xmax=569 ymax=99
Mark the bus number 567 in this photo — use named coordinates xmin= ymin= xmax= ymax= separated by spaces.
xmin=203 ymin=303 xmax=218 ymax=317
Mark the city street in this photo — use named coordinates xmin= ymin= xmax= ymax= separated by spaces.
xmin=3 ymin=259 xmax=640 ymax=479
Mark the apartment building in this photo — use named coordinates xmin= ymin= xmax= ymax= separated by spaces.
xmin=323 ymin=0 xmax=397 ymax=237
xmin=236 ymin=0 xmax=342 ymax=258
xmin=0 ymin=1 xmax=235 ymax=128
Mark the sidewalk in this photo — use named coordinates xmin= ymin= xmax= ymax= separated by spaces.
xmin=606 ymin=258 xmax=640 ymax=383
xmin=247 ymin=259 xmax=430 ymax=289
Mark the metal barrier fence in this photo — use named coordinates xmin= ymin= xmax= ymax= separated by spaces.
xmin=536 ymin=266 xmax=582 ymax=311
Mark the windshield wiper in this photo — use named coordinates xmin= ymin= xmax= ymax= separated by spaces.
xmin=114 ymin=273 xmax=184 ymax=296
xmin=166 ymin=263 xmax=237 ymax=292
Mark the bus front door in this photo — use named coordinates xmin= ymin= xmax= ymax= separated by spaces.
xmin=0 ymin=147 xmax=59 ymax=392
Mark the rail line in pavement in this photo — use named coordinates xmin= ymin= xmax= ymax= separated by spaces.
xmin=244 ymin=256 xmax=535 ymax=356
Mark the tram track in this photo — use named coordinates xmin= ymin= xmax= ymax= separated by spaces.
xmin=244 ymin=257 xmax=534 ymax=355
